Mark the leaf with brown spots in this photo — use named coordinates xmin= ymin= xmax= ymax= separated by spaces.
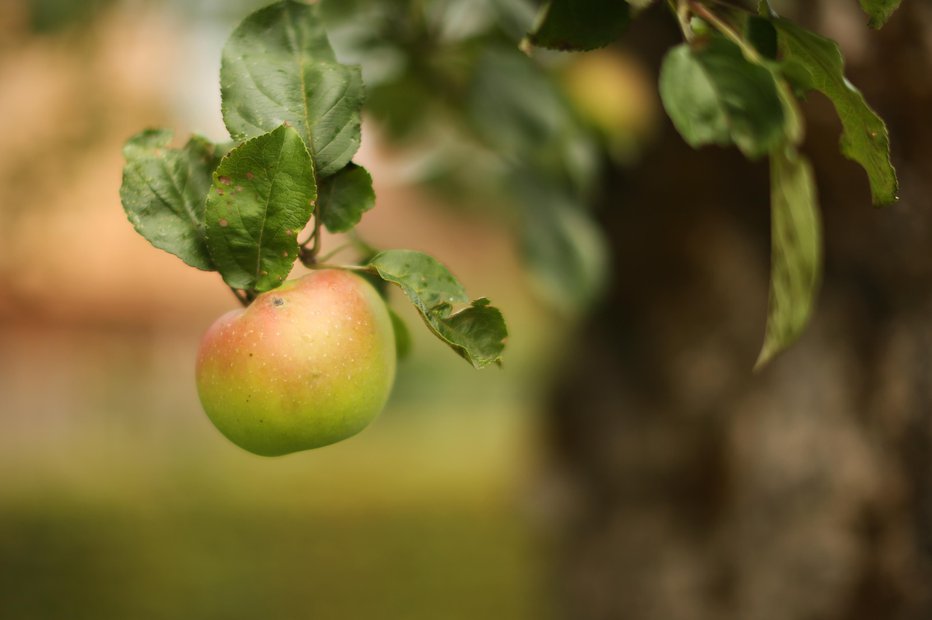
xmin=205 ymin=125 xmax=317 ymax=292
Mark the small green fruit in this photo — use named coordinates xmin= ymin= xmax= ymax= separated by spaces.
xmin=196 ymin=269 xmax=396 ymax=456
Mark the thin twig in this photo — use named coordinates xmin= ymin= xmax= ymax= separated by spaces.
xmin=230 ymin=287 xmax=249 ymax=307
xmin=317 ymin=242 xmax=353 ymax=263
xmin=309 ymin=263 xmax=372 ymax=272
xmin=688 ymin=0 xmax=761 ymax=61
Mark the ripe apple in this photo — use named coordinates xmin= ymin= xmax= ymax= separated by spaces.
xmin=195 ymin=269 xmax=396 ymax=456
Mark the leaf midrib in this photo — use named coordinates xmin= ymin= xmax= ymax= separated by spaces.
xmin=282 ymin=2 xmax=315 ymax=165
xmin=252 ymin=134 xmax=289 ymax=283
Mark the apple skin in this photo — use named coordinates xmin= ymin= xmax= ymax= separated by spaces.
xmin=195 ymin=269 xmax=396 ymax=456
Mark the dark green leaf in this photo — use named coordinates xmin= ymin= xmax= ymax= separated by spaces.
xmin=858 ymin=0 xmax=902 ymax=28
xmin=205 ymin=125 xmax=316 ymax=292
xmin=318 ymin=163 xmax=375 ymax=232
xmin=527 ymin=0 xmax=630 ymax=51
xmin=220 ymin=0 xmax=364 ymax=177
xmin=773 ymin=18 xmax=897 ymax=205
xmin=430 ymin=299 xmax=508 ymax=369
xmin=368 ymin=250 xmax=507 ymax=368
xmin=120 ymin=129 xmax=220 ymax=271
xmin=659 ymin=37 xmax=786 ymax=159
xmin=746 ymin=16 xmax=777 ymax=60
xmin=756 ymin=147 xmax=822 ymax=368
xmin=388 ymin=308 xmax=412 ymax=361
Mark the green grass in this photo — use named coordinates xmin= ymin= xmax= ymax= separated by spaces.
xmin=0 ymin=504 xmax=543 ymax=620
xmin=0 ymin=325 xmax=551 ymax=619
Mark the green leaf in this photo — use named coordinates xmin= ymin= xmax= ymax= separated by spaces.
xmin=858 ymin=0 xmax=902 ymax=28
xmin=659 ymin=37 xmax=786 ymax=159
xmin=120 ymin=129 xmax=220 ymax=271
xmin=368 ymin=250 xmax=468 ymax=311
xmin=773 ymin=18 xmax=897 ymax=205
xmin=746 ymin=16 xmax=777 ymax=60
xmin=514 ymin=177 xmax=608 ymax=313
xmin=430 ymin=299 xmax=508 ymax=369
xmin=388 ymin=308 xmax=412 ymax=361
xmin=468 ymin=49 xmax=600 ymax=195
xmin=527 ymin=0 xmax=630 ymax=51
xmin=220 ymin=0 xmax=364 ymax=178
xmin=205 ymin=125 xmax=316 ymax=292
xmin=318 ymin=163 xmax=375 ymax=233
xmin=756 ymin=147 xmax=822 ymax=369
xmin=368 ymin=250 xmax=507 ymax=368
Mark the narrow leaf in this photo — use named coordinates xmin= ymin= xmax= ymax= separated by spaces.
xmin=205 ymin=125 xmax=316 ymax=292
xmin=858 ymin=0 xmax=902 ymax=28
xmin=120 ymin=130 xmax=220 ymax=271
xmin=221 ymin=0 xmax=364 ymax=177
xmin=756 ymin=147 xmax=822 ymax=368
xmin=773 ymin=18 xmax=897 ymax=205
xmin=659 ymin=38 xmax=786 ymax=159
xmin=368 ymin=250 xmax=507 ymax=368
xmin=318 ymin=163 xmax=375 ymax=233
xmin=527 ymin=0 xmax=630 ymax=51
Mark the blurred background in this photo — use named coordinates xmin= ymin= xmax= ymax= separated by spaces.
xmin=2 ymin=0 xmax=932 ymax=619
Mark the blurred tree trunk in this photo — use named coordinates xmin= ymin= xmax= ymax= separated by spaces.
xmin=546 ymin=3 xmax=932 ymax=619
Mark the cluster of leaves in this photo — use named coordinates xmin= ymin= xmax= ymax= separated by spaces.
xmin=528 ymin=0 xmax=900 ymax=366
xmin=120 ymin=0 xmax=506 ymax=368
xmin=317 ymin=0 xmax=612 ymax=314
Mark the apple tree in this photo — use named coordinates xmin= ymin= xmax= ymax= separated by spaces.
xmin=120 ymin=0 xmax=507 ymax=454
xmin=122 ymin=0 xmax=932 ymax=616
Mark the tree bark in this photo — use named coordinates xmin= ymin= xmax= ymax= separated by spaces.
xmin=546 ymin=4 xmax=932 ymax=619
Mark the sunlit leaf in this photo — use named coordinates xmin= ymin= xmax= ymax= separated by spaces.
xmin=205 ymin=125 xmax=316 ymax=292
xmin=858 ymin=0 xmax=902 ymax=28
xmin=368 ymin=250 xmax=507 ymax=368
xmin=368 ymin=250 xmax=467 ymax=310
xmin=221 ymin=0 xmax=364 ymax=177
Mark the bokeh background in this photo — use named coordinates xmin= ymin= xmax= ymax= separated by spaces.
xmin=3 ymin=1 xmax=932 ymax=619
xmin=0 ymin=1 xmax=559 ymax=617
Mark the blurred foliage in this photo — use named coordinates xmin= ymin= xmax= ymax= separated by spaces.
xmin=24 ymin=0 xmax=114 ymax=32
xmin=0 ymin=323 xmax=549 ymax=619
xmin=1 ymin=507 xmax=542 ymax=620
xmin=319 ymin=0 xmax=621 ymax=313
xmin=0 ymin=2 xmax=659 ymax=616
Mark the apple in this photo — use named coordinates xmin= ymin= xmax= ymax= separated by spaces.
xmin=195 ymin=269 xmax=396 ymax=456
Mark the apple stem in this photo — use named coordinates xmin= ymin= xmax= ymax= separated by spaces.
xmin=347 ymin=230 xmax=378 ymax=256
xmin=310 ymin=263 xmax=372 ymax=272
xmin=230 ymin=287 xmax=252 ymax=307
xmin=298 ymin=210 xmax=324 ymax=269
xmin=317 ymin=243 xmax=352 ymax=262
xmin=309 ymin=215 xmax=322 ymax=257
